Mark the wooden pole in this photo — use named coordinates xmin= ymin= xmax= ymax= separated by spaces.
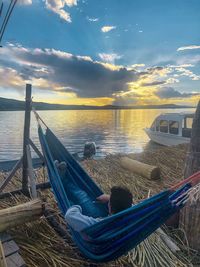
xmin=179 ymin=101 xmax=200 ymax=250
xmin=22 ymin=84 xmax=32 ymax=196
xmin=26 ymin=145 xmax=37 ymax=198
xmin=0 ymin=199 xmax=43 ymax=232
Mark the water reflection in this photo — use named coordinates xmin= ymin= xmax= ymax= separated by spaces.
xmin=0 ymin=108 xmax=194 ymax=161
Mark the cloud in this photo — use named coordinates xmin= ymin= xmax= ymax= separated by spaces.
xmin=1 ymin=44 xmax=199 ymax=106
xmin=0 ymin=44 xmax=140 ymax=98
xmin=65 ymin=0 xmax=78 ymax=7
xmin=18 ymin=0 xmax=32 ymax=5
xmin=45 ymin=0 xmax=78 ymax=22
xmin=101 ymin=26 xmax=116 ymax=33
xmin=175 ymin=67 xmax=200 ymax=81
xmin=98 ymin=53 xmax=122 ymax=63
xmin=130 ymin=64 xmax=145 ymax=68
xmin=141 ymin=81 xmax=166 ymax=87
xmin=155 ymin=87 xmax=199 ymax=99
xmin=0 ymin=67 xmax=26 ymax=90
xmin=177 ymin=45 xmax=200 ymax=51
xmin=87 ymin=17 xmax=99 ymax=22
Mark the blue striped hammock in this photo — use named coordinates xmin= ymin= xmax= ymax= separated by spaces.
xmin=38 ymin=125 xmax=191 ymax=262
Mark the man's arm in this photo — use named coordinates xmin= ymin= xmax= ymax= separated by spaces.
xmin=96 ymin=194 xmax=110 ymax=203
xmin=65 ymin=205 xmax=101 ymax=232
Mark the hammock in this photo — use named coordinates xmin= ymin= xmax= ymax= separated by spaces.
xmin=37 ymin=123 xmax=200 ymax=262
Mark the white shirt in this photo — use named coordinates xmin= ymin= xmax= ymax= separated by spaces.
xmin=65 ymin=205 xmax=102 ymax=232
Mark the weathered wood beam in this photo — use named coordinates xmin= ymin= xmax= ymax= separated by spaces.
xmin=0 ymin=199 xmax=43 ymax=232
xmin=26 ymin=145 xmax=37 ymax=199
xmin=0 ymin=181 xmax=51 ymax=200
xmin=0 ymin=157 xmax=23 ymax=193
xmin=29 ymin=138 xmax=45 ymax=163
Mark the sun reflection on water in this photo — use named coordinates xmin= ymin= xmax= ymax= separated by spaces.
xmin=0 ymin=108 xmax=195 ymax=161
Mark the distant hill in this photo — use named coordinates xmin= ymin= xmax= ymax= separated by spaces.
xmin=0 ymin=97 xmax=194 ymax=111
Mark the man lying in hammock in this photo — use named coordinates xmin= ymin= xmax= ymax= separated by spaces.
xmin=65 ymin=186 xmax=133 ymax=232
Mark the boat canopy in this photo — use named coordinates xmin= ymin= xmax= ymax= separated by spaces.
xmin=150 ymin=113 xmax=194 ymax=137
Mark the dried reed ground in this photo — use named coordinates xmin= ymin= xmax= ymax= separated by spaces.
xmin=0 ymin=144 xmax=200 ymax=267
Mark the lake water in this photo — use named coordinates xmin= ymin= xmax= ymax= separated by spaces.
xmin=0 ymin=108 xmax=195 ymax=161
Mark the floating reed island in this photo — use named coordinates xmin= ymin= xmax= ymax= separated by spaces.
xmin=1 ymin=144 xmax=200 ymax=267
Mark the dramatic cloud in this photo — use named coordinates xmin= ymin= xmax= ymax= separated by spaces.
xmin=101 ymin=26 xmax=116 ymax=33
xmin=98 ymin=53 xmax=122 ymax=63
xmin=0 ymin=44 xmax=139 ymax=98
xmin=177 ymin=45 xmax=200 ymax=51
xmin=45 ymin=0 xmax=78 ymax=22
xmin=155 ymin=87 xmax=199 ymax=99
xmin=1 ymin=44 xmax=199 ymax=106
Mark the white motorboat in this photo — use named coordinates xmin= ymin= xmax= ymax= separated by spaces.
xmin=144 ymin=112 xmax=194 ymax=146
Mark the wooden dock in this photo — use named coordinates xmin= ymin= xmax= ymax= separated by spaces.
xmin=0 ymin=233 xmax=26 ymax=267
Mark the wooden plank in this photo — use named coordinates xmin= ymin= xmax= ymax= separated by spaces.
xmin=0 ymin=181 xmax=51 ymax=200
xmin=6 ymin=253 xmax=26 ymax=267
xmin=0 ymin=241 xmax=8 ymax=267
xmin=0 ymin=158 xmax=43 ymax=172
xmin=2 ymin=241 xmax=19 ymax=257
xmin=0 ymin=233 xmax=12 ymax=243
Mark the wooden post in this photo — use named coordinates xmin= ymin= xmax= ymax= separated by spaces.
xmin=22 ymin=84 xmax=32 ymax=196
xmin=26 ymin=144 xmax=37 ymax=198
xmin=179 ymin=101 xmax=200 ymax=250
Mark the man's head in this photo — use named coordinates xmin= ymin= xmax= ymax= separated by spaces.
xmin=109 ymin=186 xmax=133 ymax=214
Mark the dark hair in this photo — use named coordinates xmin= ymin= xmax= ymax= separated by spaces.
xmin=110 ymin=186 xmax=133 ymax=214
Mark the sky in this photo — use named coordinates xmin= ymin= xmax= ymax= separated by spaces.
xmin=0 ymin=0 xmax=200 ymax=106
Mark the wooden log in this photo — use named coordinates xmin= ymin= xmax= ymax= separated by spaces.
xmin=0 ymin=199 xmax=43 ymax=232
xmin=179 ymin=101 xmax=200 ymax=250
xmin=120 ymin=157 xmax=160 ymax=180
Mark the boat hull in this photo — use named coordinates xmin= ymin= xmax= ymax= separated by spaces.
xmin=144 ymin=128 xmax=190 ymax=146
